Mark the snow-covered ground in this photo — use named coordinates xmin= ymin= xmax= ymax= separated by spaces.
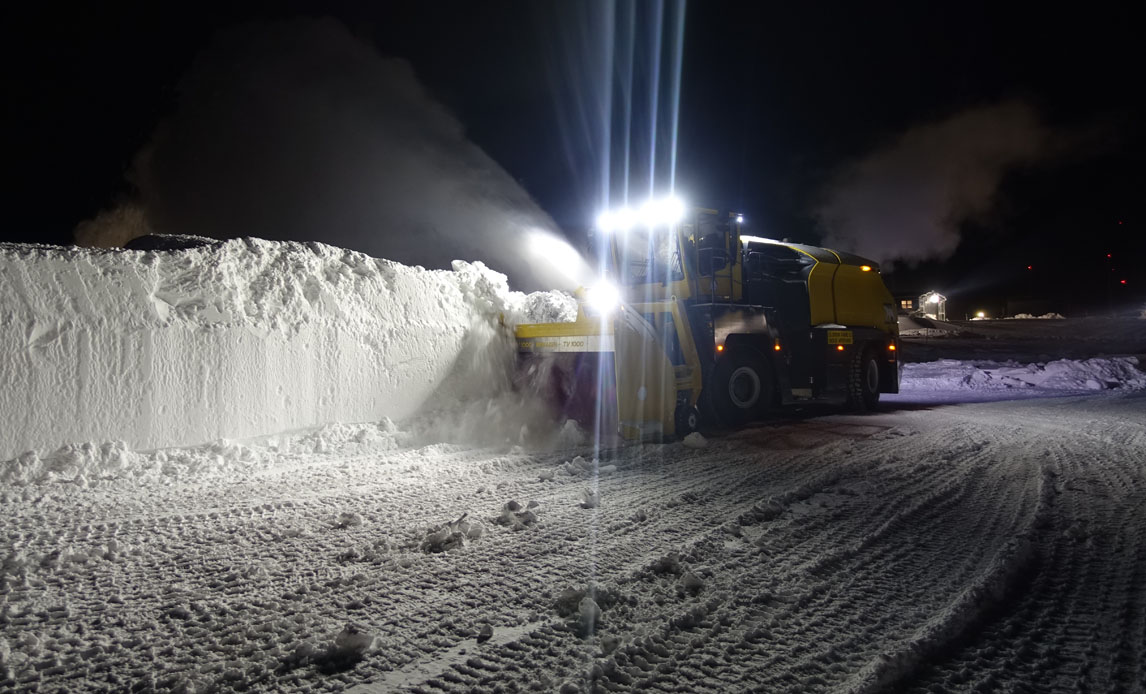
xmin=3 ymin=385 xmax=1145 ymax=692
xmin=3 ymin=241 xmax=1146 ymax=692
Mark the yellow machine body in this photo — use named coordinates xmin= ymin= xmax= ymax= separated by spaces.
xmin=515 ymin=209 xmax=898 ymax=441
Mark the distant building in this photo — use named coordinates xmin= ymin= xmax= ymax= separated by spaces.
xmin=894 ymin=291 xmax=946 ymax=321
xmin=918 ymin=291 xmax=947 ymax=321
xmin=895 ymin=296 xmax=917 ymax=314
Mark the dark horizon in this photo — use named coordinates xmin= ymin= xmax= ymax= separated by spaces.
xmin=3 ymin=1 xmax=1142 ymax=310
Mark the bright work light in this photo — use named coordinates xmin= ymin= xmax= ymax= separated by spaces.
xmin=595 ymin=208 xmax=635 ymax=233
xmin=595 ymin=211 xmax=615 ymax=233
xmin=597 ymin=196 xmax=684 ymax=232
xmin=585 ymin=281 xmax=621 ymax=316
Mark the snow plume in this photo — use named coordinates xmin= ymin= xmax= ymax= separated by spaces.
xmin=131 ymin=18 xmax=585 ymax=291
xmin=816 ymin=100 xmax=1052 ymax=265
xmin=73 ymin=200 xmax=152 ymax=249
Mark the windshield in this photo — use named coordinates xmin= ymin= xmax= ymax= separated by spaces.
xmin=614 ymin=227 xmax=684 ymax=285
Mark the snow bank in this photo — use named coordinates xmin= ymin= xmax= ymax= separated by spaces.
xmin=1005 ymin=312 xmax=1065 ymax=320
xmin=898 ymin=327 xmax=955 ymax=338
xmin=902 ymin=357 xmax=1146 ymax=393
xmin=0 ymin=239 xmax=575 ymax=460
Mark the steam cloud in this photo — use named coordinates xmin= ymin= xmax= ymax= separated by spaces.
xmin=122 ymin=18 xmax=581 ymax=290
xmin=816 ymin=100 xmax=1052 ymax=266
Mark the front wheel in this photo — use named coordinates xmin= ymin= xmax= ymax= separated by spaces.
xmin=708 ymin=351 xmax=774 ymax=427
xmin=848 ymin=347 xmax=881 ymax=412
xmin=674 ymin=402 xmax=700 ymax=437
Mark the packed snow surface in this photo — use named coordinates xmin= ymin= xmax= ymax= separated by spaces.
xmin=3 ymin=357 xmax=1146 ymax=691
xmin=0 ymin=240 xmax=575 ymax=459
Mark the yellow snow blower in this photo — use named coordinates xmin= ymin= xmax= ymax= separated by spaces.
xmin=515 ymin=200 xmax=900 ymax=441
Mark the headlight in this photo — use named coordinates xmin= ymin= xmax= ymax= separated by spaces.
xmin=614 ymin=207 xmax=636 ymax=233
xmin=640 ymin=196 xmax=685 ymax=227
xmin=599 ymin=196 xmax=684 ymax=231
xmin=585 ymin=282 xmax=621 ymax=316
xmin=595 ymin=211 xmax=615 ymax=233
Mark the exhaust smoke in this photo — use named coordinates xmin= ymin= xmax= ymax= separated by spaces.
xmin=815 ymin=100 xmax=1053 ymax=266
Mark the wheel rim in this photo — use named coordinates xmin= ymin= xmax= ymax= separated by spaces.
xmin=864 ymin=359 xmax=879 ymax=394
xmin=728 ymin=366 xmax=761 ymax=409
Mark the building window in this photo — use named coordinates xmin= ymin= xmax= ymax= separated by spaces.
xmin=900 ymin=299 xmax=914 ymax=310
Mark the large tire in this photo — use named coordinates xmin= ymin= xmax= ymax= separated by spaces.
xmin=848 ymin=346 xmax=881 ymax=412
xmin=708 ymin=350 xmax=773 ymax=427
xmin=674 ymin=402 xmax=700 ymax=437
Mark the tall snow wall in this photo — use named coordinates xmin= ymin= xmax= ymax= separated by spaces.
xmin=0 ymin=239 xmax=568 ymax=459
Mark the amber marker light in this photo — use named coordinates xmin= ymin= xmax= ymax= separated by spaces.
xmin=888 ymin=343 xmax=896 ymax=351
xmin=716 ymin=344 xmax=724 ymax=352
xmin=773 ymin=341 xmax=782 ymax=351
xmin=860 ymin=265 xmax=872 ymax=272
xmin=836 ymin=344 xmax=845 ymax=351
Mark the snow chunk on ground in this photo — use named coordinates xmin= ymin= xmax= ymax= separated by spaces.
xmin=0 ymin=419 xmax=410 ymax=486
xmin=682 ymin=432 xmax=707 ymax=449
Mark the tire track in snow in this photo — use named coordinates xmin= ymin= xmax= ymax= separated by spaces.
xmin=722 ymin=451 xmax=1040 ymax=692
xmin=903 ymin=420 xmax=1146 ymax=694
xmin=340 ymin=426 xmax=905 ymax=691
xmin=600 ymin=419 xmax=1049 ymax=694
xmin=5 ymin=396 xmax=1145 ymax=692
xmin=348 ymin=419 xmax=1031 ymax=691
xmin=420 ymin=421 xmax=1043 ymax=693
xmin=341 ymin=441 xmax=871 ymax=690
xmin=1 ymin=428 xmax=882 ymax=692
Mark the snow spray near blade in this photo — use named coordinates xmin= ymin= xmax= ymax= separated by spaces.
xmin=814 ymin=100 xmax=1054 ymax=267
xmin=110 ymin=17 xmax=587 ymax=291
xmin=400 ymin=261 xmax=586 ymax=450
xmin=403 ymin=317 xmax=589 ymax=450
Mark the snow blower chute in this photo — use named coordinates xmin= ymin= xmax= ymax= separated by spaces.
xmin=514 ymin=292 xmax=679 ymax=442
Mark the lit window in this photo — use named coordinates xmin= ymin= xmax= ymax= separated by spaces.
xmin=900 ymin=300 xmax=913 ymax=309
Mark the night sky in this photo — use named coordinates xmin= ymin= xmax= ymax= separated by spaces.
xmin=4 ymin=1 xmax=1142 ymax=314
